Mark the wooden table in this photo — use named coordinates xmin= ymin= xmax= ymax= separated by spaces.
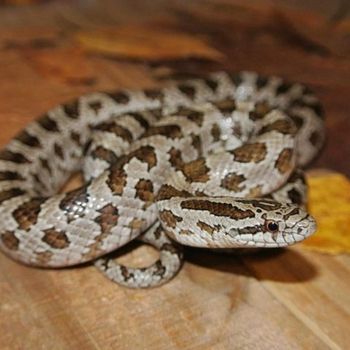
xmin=0 ymin=1 xmax=349 ymax=349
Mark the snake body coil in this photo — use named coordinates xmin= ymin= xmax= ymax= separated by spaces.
xmin=0 ymin=72 xmax=325 ymax=287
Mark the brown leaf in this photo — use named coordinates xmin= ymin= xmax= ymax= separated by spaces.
xmin=75 ymin=25 xmax=224 ymax=61
xmin=24 ymin=48 xmax=96 ymax=86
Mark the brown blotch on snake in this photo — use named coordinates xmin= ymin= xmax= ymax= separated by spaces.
xmin=37 ymin=114 xmax=59 ymax=132
xmin=1 ymin=231 xmax=19 ymax=250
xmin=15 ymin=130 xmax=41 ymax=148
xmin=180 ymin=200 xmax=256 ymax=220
xmin=0 ymin=188 xmax=26 ymax=204
xmin=221 ymin=172 xmax=246 ymax=192
xmin=275 ymin=148 xmax=294 ymax=174
xmin=177 ymin=84 xmax=196 ymax=99
xmin=90 ymin=146 xmax=118 ymax=164
xmin=143 ymin=124 xmax=183 ymax=139
xmin=0 ymin=171 xmax=25 ymax=181
xmin=231 ymin=142 xmax=267 ymax=163
xmin=42 ymin=229 xmax=70 ymax=249
xmin=107 ymin=167 xmax=127 ymax=195
xmin=157 ymin=184 xmax=192 ymax=201
xmin=95 ymin=204 xmax=119 ymax=233
xmin=159 ymin=210 xmax=183 ymax=228
xmin=212 ymin=99 xmax=236 ymax=115
xmin=259 ymin=119 xmax=297 ymax=136
xmin=196 ymin=221 xmax=218 ymax=235
xmin=135 ymin=179 xmax=154 ymax=203
xmin=181 ymin=159 xmax=210 ymax=183
xmin=106 ymin=91 xmax=130 ymax=104
xmin=0 ymin=149 xmax=31 ymax=164
xmin=63 ymin=100 xmax=80 ymax=119
xmin=173 ymin=107 xmax=205 ymax=127
xmin=94 ymin=122 xmax=133 ymax=143
xmin=13 ymin=197 xmax=46 ymax=231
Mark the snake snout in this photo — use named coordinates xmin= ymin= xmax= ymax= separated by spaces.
xmin=294 ymin=215 xmax=317 ymax=241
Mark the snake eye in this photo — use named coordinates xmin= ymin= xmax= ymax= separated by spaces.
xmin=265 ymin=220 xmax=279 ymax=233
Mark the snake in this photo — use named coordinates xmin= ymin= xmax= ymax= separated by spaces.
xmin=0 ymin=71 xmax=325 ymax=288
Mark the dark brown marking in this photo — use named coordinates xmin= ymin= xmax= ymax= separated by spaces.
xmin=249 ymin=102 xmax=272 ymax=121
xmin=171 ymin=107 xmax=204 ymax=127
xmin=143 ymin=125 xmax=183 ymax=139
xmin=229 ymin=73 xmax=243 ymax=86
xmin=90 ymin=146 xmax=118 ymax=164
xmin=256 ymin=76 xmax=268 ymax=89
xmin=177 ymin=84 xmax=196 ymax=99
xmin=39 ymin=158 xmax=52 ymax=175
xmin=13 ymin=197 xmax=46 ymax=231
xmin=120 ymin=265 xmax=135 ymax=281
xmin=182 ymin=159 xmax=210 ymax=183
xmin=38 ymin=114 xmax=59 ymax=132
xmin=153 ymin=260 xmax=166 ymax=277
xmin=197 ymin=221 xmax=216 ymax=234
xmin=232 ymin=143 xmax=267 ymax=163
xmin=88 ymin=101 xmax=102 ymax=113
xmin=309 ymin=131 xmax=321 ymax=147
xmin=0 ymin=188 xmax=26 ymax=204
xmin=211 ymin=124 xmax=221 ymax=142
xmin=213 ymin=99 xmax=236 ymax=114
xmin=237 ymin=199 xmax=282 ymax=211
xmin=181 ymin=200 xmax=255 ymax=220
xmin=161 ymin=242 xmax=181 ymax=255
xmin=117 ymin=146 xmax=157 ymax=170
xmin=283 ymin=207 xmax=300 ymax=220
xmin=221 ymin=173 xmax=246 ymax=192
xmin=107 ymin=91 xmax=130 ymax=104
xmin=94 ymin=122 xmax=133 ymax=143
xmin=159 ymin=210 xmax=183 ymax=228
xmin=135 ymin=179 xmax=154 ymax=202
xmin=1 ymin=231 xmax=19 ymax=250
xmin=70 ymin=131 xmax=82 ymax=146
xmin=95 ymin=204 xmax=119 ymax=233
xmin=259 ymin=119 xmax=296 ymax=136
xmin=107 ymin=167 xmax=127 ymax=195
xmin=157 ymin=184 xmax=191 ymax=201
xmin=287 ymin=188 xmax=303 ymax=205
xmin=289 ymin=113 xmax=304 ymax=129
xmin=0 ymin=149 xmax=31 ymax=164
xmin=144 ymin=88 xmax=164 ymax=101
xmin=42 ymin=229 xmax=70 ymax=249
xmin=204 ymin=78 xmax=218 ymax=92
xmin=15 ymin=130 xmax=41 ymax=148
xmin=128 ymin=112 xmax=151 ymax=129
xmin=63 ymin=100 xmax=80 ymax=119
xmin=179 ymin=229 xmax=195 ymax=235
xmin=276 ymin=82 xmax=291 ymax=95
xmin=237 ymin=225 xmax=264 ymax=235
xmin=167 ymin=147 xmax=184 ymax=170
xmin=275 ymin=148 xmax=294 ymax=174
xmin=191 ymin=134 xmax=202 ymax=155
xmin=54 ymin=143 xmax=64 ymax=159
xmin=0 ymin=171 xmax=24 ymax=181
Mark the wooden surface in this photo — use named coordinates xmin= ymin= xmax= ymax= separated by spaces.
xmin=0 ymin=1 xmax=349 ymax=349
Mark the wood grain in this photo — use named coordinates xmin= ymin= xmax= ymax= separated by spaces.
xmin=0 ymin=1 xmax=349 ymax=349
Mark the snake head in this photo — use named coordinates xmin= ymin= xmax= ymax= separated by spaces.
xmin=227 ymin=199 xmax=317 ymax=248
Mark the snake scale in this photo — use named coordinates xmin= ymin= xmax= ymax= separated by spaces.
xmin=0 ymin=71 xmax=325 ymax=288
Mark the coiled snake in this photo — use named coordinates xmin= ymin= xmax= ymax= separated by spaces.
xmin=0 ymin=72 xmax=325 ymax=288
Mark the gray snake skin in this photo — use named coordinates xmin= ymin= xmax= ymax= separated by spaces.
xmin=0 ymin=71 xmax=325 ymax=288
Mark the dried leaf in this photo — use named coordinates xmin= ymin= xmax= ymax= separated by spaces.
xmin=24 ymin=48 xmax=96 ymax=86
xmin=75 ymin=25 xmax=224 ymax=61
xmin=301 ymin=172 xmax=350 ymax=254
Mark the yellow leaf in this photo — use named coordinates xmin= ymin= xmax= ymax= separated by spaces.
xmin=75 ymin=25 xmax=224 ymax=61
xmin=301 ymin=172 xmax=350 ymax=254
